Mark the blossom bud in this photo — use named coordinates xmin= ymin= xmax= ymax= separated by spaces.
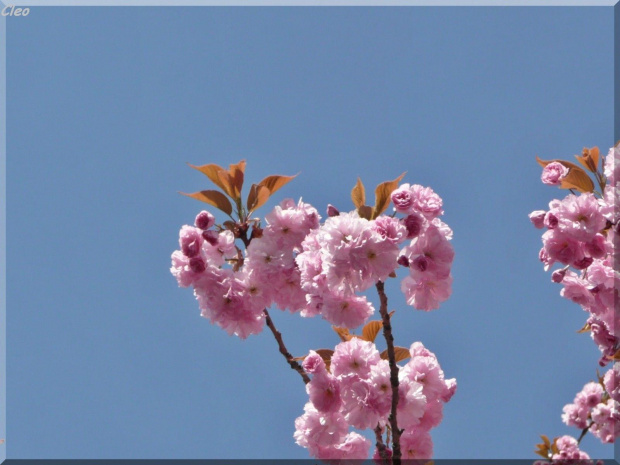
xmin=528 ymin=210 xmax=546 ymax=229
xmin=195 ymin=210 xmax=215 ymax=230
xmin=189 ymin=256 xmax=206 ymax=273
xmin=403 ymin=214 xmax=423 ymax=238
xmin=544 ymin=211 xmax=558 ymax=229
xmin=551 ymin=268 xmax=566 ymax=283
xmin=180 ymin=226 xmax=203 ymax=257
xmin=412 ymin=255 xmax=429 ymax=272
xmin=202 ymin=230 xmax=219 ymax=246
xmin=326 ymin=204 xmax=340 ymax=217
xmin=397 ymin=255 xmax=410 ymax=267
xmin=572 ymin=256 xmax=593 ymax=270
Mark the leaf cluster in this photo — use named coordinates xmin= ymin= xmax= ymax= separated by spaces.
xmin=180 ymin=160 xmax=297 ymax=220
xmin=350 ymin=173 xmax=406 ymax=220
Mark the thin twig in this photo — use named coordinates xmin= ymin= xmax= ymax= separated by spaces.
xmin=264 ymin=309 xmax=310 ymax=385
xmin=376 ymin=281 xmax=402 ymax=464
xmin=374 ymin=425 xmax=390 ymax=464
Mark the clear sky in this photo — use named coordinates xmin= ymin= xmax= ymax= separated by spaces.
xmin=6 ymin=5 xmax=615 ymax=460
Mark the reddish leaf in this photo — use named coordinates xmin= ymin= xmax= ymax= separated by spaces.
xmin=574 ymin=147 xmax=599 ymax=173
xmin=373 ymin=172 xmax=406 ymax=219
xmin=228 ymin=160 xmax=246 ymax=199
xmin=535 ymin=157 xmax=594 ymax=193
xmin=246 ymin=184 xmax=271 ymax=213
xmin=180 ymin=190 xmax=233 ymax=215
xmin=217 ymin=170 xmax=236 ymax=199
xmin=332 ymin=326 xmax=354 ymax=342
xmin=258 ymin=174 xmax=297 ymax=195
xmin=351 ymin=177 xmax=366 ymax=209
xmin=379 ymin=347 xmax=410 ymax=363
xmin=188 ymin=163 xmax=229 ymax=192
xmin=361 ymin=320 xmax=383 ymax=343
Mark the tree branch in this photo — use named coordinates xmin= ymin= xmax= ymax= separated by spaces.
xmin=374 ymin=425 xmax=390 ymax=464
xmin=376 ymin=281 xmax=402 ymax=464
xmin=264 ymin=309 xmax=310 ymax=385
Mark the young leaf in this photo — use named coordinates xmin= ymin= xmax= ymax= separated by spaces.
xmin=315 ymin=349 xmax=335 ymax=364
xmin=180 ymin=190 xmax=233 ymax=215
xmin=246 ymin=184 xmax=271 ymax=213
xmin=258 ymin=174 xmax=297 ymax=195
xmin=535 ymin=157 xmax=594 ymax=193
xmin=541 ymin=435 xmax=551 ymax=448
xmin=373 ymin=172 xmax=406 ymax=219
xmin=361 ymin=320 xmax=383 ymax=343
xmin=332 ymin=326 xmax=354 ymax=342
xmin=188 ymin=163 xmax=229 ymax=192
xmin=351 ymin=177 xmax=365 ymax=209
xmin=217 ymin=170 xmax=237 ymax=199
xmin=379 ymin=347 xmax=410 ymax=363
xmin=574 ymin=147 xmax=599 ymax=173
xmin=229 ymin=160 xmax=246 ymax=198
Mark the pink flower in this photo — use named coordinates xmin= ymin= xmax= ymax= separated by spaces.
xmin=542 ymin=229 xmax=584 ymax=267
xmin=320 ymin=293 xmax=375 ymax=329
xmin=391 ymin=183 xmax=415 ymax=214
xmin=550 ymin=435 xmax=591 ymax=463
xmin=401 ymin=274 xmax=452 ymax=311
xmin=604 ymin=364 xmax=620 ymax=402
xmin=399 ymin=427 xmax=433 ymax=460
xmin=604 ymin=146 xmax=620 ymax=185
xmin=560 ymin=271 xmax=594 ymax=309
xmin=373 ymin=215 xmax=408 ymax=245
xmin=561 ymin=402 xmax=589 ymax=429
xmin=397 ymin=374 xmax=426 ymax=429
xmin=590 ymin=398 xmax=620 ymax=443
xmin=315 ymin=432 xmax=371 ymax=461
xmin=402 ymin=213 xmax=424 ymax=239
xmin=529 ymin=210 xmax=546 ymax=229
xmin=294 ymin=402 xmax=348 ymax=455
xmin=410 ymin=184 xmax=444 ymax=219
xmin=331 ymin=338 xmax=381 ymax=379
xmin=179 ymin=225 xmax=204 ymax=258
xmin=541 ymin=161 xmax=569 ymax=185
xmin=306 ymin=364 xmax=342 ymax=414
xmin=401 ymin=224 xmax=454 ymax=279
xmin=194 ymin=210 xmax=215 ymax=230
xmin=556 ymin=193 xmax=607 ymax=242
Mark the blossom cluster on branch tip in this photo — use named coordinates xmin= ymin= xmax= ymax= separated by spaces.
xmin=530 ymin=146 xmax=619 ymax=366
xmin=531 ymin=145 xmax=619 ymax=462
xmin=295 ymin=340 xmax=455 ymax=461
xmin=170 ymin=161 xmax=457 ymax=461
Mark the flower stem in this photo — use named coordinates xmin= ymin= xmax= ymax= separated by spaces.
xmin=263 ymin=309 xmax=310 ymax=385
xmin=376 ymin=281 xmax=402 ymax=464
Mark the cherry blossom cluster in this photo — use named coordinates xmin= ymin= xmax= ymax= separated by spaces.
xmin=294 ymin=340 xmax=456 ymax=461
xmin=534 ymin=435 xmax=599 ymax=465
xmin=390 ymin=184 xmax=455 ymax=311
xmin=529 ymin=147 xmax=619 ymax=366
xmin=171 ymin=162 xmax=457 ymax=462
xmin=562 ymin=365 xmax=620 ymax=444
xmin=171 ymin=199 xmax=320 ymax=338
xmin=531 ymin=146 xmax=618 ymax=463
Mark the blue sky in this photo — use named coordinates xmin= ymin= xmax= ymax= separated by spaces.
xmin=6 ymin=5 xmax=615 ymax=460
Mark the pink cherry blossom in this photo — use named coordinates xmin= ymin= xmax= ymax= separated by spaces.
xmin=330 ymin=338 xmax=381 ymax=379
xmin=541 ymin=161 xmax=569 ymax=185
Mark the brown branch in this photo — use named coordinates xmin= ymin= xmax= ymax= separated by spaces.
xmin=376 ymin=281 xmax=402 ymax=464
xmin=374 ymin=425 xmax=390 ymax=464
xmin=264 ymin=308 xmax=310 ymax=385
